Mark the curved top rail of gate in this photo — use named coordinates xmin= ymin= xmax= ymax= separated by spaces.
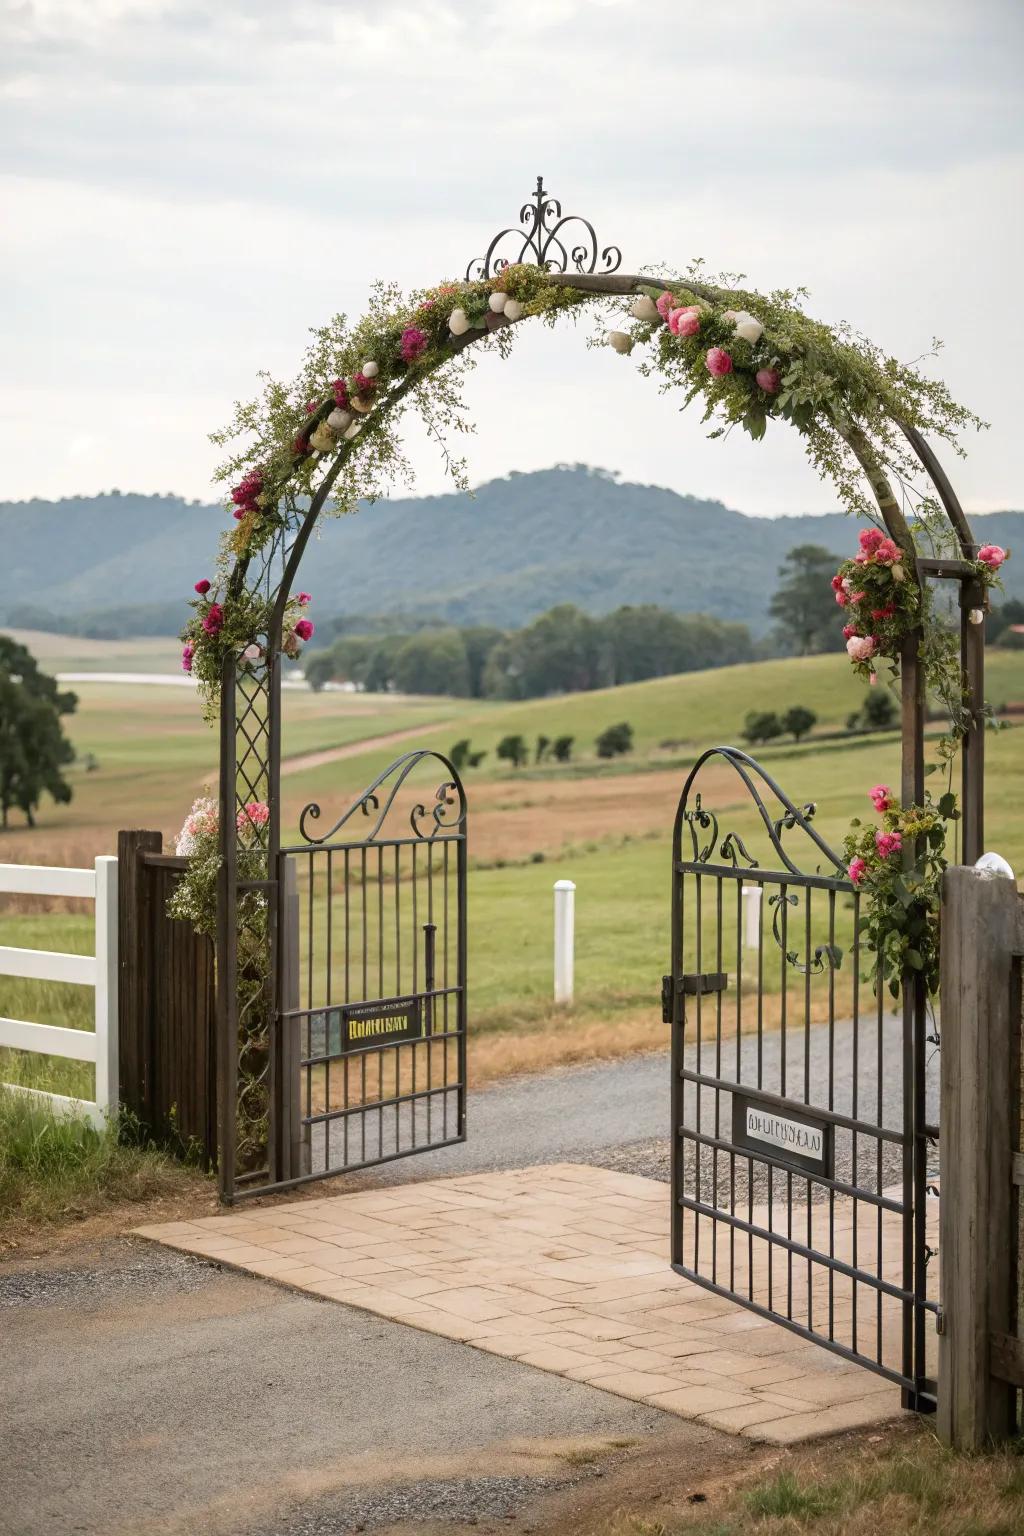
xmin=295 ymin=749 xmax=467 ymax=847
xmin=673 ymin=745 xmax=849 ymax=882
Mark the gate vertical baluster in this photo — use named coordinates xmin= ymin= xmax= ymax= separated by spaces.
xmin=901 ymin=624 xmax=929 ymax=1405
xmin=216 ymin=651 xmax=239 ymax=1201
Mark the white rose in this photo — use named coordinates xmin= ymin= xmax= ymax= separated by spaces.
xmin=488 ymin=291 xmax=507 ymax=313
xmin=732 ymin=311 xmax=763 ymax=345
xmin=343 ymin=421 xmax=362 ymax=440
xmin=607 ymin=330 xmax=633 ymax=355
xmin=327 ymin=408 xmax=352 ymax=432
xmin=630 ymin=294 xmax=660 ymax=323
xmin=449 ymin=308 xmax=470 ymax=335
xmin=361 ymin=360 xmax=379 ymax=378
xmin=503 ymin=299 xmax=524 ymax=322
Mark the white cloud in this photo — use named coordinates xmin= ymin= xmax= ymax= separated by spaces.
xmin=0 ymin=0 xmax=1021 ymax=513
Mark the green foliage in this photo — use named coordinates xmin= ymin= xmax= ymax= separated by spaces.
xmin=495 ymin=734 xmax=528 ymax=768
xmin=0 ymin=636 xmax=77 ymax=829
xmin=0 ymin=1088 xmax=195 ymax=1228
xmin=552 ymin=735 xmax=574 ymax=762
xmin=449 ymin=738 xmax=471 ymax=770
xmin=742 ymin=710 xmax=783 ymax=745
xmin=535 ymin=734 xmax=550 ymax=763
xmin=843 ymin=789 xmax=956 ymax=996
xmin=393 ymin=628 xmax=471 ymax=697
xmin=769 ymin=544 xmax=843 ymax=655
xmin=780 ymin=704 xmax=817 ymax=741
xmin=862 ymin=689 xmax=898 ymax=730
xmin=595 ymin=721 xmax=634 ymax=758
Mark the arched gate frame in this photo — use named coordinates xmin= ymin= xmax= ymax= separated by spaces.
xmin=214 ymin=184 xmax=987 ymax=1407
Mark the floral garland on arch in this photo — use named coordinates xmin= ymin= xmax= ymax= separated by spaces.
xmin=183 ymin=258 xmax=985 ymax=717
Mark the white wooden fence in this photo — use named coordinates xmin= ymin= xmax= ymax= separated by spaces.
xmin=0 ymin=858 xmax=118 ymax=1127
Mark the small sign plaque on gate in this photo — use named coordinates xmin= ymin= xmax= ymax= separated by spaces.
xmin=731 ymin=1091 xmax=833 ymax=1178
xmin=337 ymin=996 xmax=423 ymax=1053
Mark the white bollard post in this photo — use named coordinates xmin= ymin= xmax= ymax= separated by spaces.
xmin=553 ymin=879 xmax=576 ymax=1005
xmin=741 ymin=885 xmax=762 ymax=950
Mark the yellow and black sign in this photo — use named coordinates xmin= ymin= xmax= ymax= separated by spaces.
xmin=339 ymin=995 xmax=423 ymax=1052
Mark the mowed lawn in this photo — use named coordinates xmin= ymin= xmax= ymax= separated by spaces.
xmin=2 ymin=645 xmax=1023 ymax=1095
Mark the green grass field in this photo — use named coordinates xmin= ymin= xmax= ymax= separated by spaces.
xmin=2 ymin=641 xmax=1022 ymax=1100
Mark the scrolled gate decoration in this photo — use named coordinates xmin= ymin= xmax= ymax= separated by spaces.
xmin=189 ymin=175 xmax=989 ymax=1215
xmin=667 ymin=748 xmax=938 ymax=1406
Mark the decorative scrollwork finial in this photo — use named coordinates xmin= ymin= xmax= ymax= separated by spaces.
xmin=465 ymin=174 xmax=622 ymax=281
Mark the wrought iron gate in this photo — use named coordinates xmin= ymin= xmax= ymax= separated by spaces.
xmin=668 ymin=748 xmax=937 ymax=1406
xmin=272 ymin=750 xmax=468 ymax=1190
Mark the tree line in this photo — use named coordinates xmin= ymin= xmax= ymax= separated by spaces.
xmin=305 ymin=602 xmax=753 ymax=698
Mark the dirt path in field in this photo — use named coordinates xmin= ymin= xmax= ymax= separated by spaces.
xmin=280 ymin=720 xmax=452 ymax=777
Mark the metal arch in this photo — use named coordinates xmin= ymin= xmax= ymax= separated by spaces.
xmin=672 ymin=746 xmax=848 ymax=880
xmin=295 ymin=750 xmax=468 ymax=847
xmin=214 ymin=227 xmax=984 ymax=1203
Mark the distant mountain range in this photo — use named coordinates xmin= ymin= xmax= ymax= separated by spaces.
xmin=2 ymin=466 xmax=1021 ymax=638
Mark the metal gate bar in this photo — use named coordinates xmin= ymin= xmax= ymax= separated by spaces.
xmin=669 ymin=747 xmax=936 ymax=1403
xmin=243 ymin=751 xmax=467 ymax=1197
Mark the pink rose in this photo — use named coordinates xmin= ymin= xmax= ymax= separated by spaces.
xmin=874 ymin=538 xmax=901 ymax=565
xmin=293 ymin=618 xmax=314 ymax=642
xmin=755 ymin=367 xmax=781 ymax=394
xmin=399 ymin=326 xmax=428 ymax=362
xmin=978 ymin=544 xmax=1007 ymax=569
xmin=297 ymin=592 xmax=312 ymax=605
xmin=668 ymin=308 xmax=700 ymax=337
xmin=869 ymin=784 xmax=893 ymax=813
xmin=655 ymin=292 xmax=675 ymax=320
xmin=705 ymin=347 xmax=733 ymax=377
xmin=831 ymin=573 xmax=844 ymax=592
xmin=181 ymin=643 xmax=194 ymax=674
xmin=835 ymin=588 xmax=849 ymax=607
xmin=201 ymin=602 xmax=224 ymax=636
xmin=848 ymin=856 xmax=867 ymax=886
xmin=875 ymin=830 xmax=903 ymax=858
xmin=236 ymin=801 xmax=270 ymax=832
xmin=842 ymin=624 xmax=857 ymax=639
xmin=858 ymin=528 xmax=885 ymax=556
xmin=194 ymin=579 xmax=211 ymax=595
xmin=846 ymin=634 xmax=877 ymax=661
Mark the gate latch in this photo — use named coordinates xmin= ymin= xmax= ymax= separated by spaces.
xmin=662 ymin=972 xmax=728 ymax=1021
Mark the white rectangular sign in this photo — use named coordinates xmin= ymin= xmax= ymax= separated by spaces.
xmin=745 ymin=1105 xmax=825 ymax=1161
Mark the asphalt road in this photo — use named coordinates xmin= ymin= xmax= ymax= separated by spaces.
xmin=0 ymin=1240 xmax=708 ymax=1536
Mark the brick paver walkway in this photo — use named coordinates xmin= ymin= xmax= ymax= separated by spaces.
xmin=138 ymin=1164 xmax=908 ymax=1443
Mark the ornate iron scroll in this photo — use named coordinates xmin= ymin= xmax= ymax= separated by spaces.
xmin=674 ymin=747 xmax=848 ymax=975
xmin=466 ymin=174 xmax=622 ymax=280
xmin=298 ymin=750 xmax=467 ymax=846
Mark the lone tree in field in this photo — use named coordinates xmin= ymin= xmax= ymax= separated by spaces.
xmin=496 ymin=734 xmax=528 ymax=768
xmin=596 ymin=722 xmax=634 ymax=758
xmin=769 ymin=544 xmax=843 ymax=655
xmin=0 ymin=637 xmax=77 ymax=829
xmin=781 ymin=705 xmax=817 ymax=742
xmin=742 ymin=710 xmax=784 ymax=746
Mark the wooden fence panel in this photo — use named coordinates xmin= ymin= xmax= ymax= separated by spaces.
xmin=118 ymin=831 xmax=216 ymax=1166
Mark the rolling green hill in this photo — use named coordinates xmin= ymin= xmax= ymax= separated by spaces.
xmin=3 ymin=466 xmax=1021 ymax=637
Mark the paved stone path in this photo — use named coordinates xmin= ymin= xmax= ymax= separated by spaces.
xmin=139 ymin=1162 xmax=916 ymax=1446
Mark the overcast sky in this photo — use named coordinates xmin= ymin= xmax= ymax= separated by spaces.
xmin=2 ymin=0 xmax=1021 ymax=516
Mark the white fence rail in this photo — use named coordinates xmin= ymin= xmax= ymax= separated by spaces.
xmin=0 ymin=858 xmax=118 ymax=1128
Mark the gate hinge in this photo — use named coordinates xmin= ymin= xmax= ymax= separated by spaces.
xmin=935 ymin=1307 xmax=946 ymax=1336
xmin=662 ymin=972 xmax=728 ymax=1021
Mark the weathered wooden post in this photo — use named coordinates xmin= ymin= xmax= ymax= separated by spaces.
xmin=938 ymin=864 xmax=1023 ymax=1448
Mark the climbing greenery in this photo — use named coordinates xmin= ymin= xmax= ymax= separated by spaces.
xmin=190 ymin=258 xmax=992 ymax=786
